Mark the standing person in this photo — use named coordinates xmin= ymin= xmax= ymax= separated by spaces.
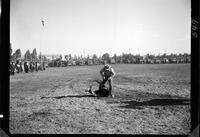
xmin=99 ymin=64 xmax=115 ymax=97
xmin=10 ymin=62 xmax=15 ymax=75
xmin=16 ymin=62 xmax=20 ymax=73
xmin=24 ymin=62 xmax=29 ymax=73
xmin=19 ymin=62 xmax=23 ymax=73
xmin=42 ymin=62 xmax=46 ymax=70
xmin=35 ymin=62 xmax=38 ymax=72
xmin=30 ymin=62 xmax=33 ymax=72
xmin=9 ymin=62 xmax=12 ymax=75
xmin=10 ymin=62 xmax=12 ymax=75
xmin=32 ymin=62 xmax=35 ymax=72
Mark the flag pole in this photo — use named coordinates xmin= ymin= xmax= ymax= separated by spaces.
xmin=41 ymin=18 xmax=45 ymax=67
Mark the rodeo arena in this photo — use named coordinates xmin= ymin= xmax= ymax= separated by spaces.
xmin=5 ymin=0 xmax=195 ymax=134
xmin=8 ymin=50 xmax=191 ymax=134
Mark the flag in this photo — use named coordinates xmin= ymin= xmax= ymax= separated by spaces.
xmin=41 ymin=20 xmax=45 ymax=27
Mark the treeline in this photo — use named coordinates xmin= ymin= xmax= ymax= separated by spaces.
xmin=49 ymin=52 xmax=191 ymax=67
xmin=10 ymin=44 xmax=47 ymax=63
xmin=10 ymin=44 xmax=190 ymax=67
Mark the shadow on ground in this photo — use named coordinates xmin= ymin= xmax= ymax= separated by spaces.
xmin=108 ymin=98 xmax=190 ymax=109
xmin=41 ymin=88 xmax=110 ymax=99
xmin=40 ymin=92 xmax=110 ymax=99
xmin=41 ymin=94 xmax=95 ymax=99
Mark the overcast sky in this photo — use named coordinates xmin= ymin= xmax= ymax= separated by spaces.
xmin=10 ymin=0 xmax=191 ymax=57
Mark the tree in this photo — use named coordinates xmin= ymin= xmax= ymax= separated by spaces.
xmin=69 ymin=54 xmax=72 ymax=60
xmin=11 ymin=53 xmax=16 ymax=62
xmin=102 ymin=53 xmax=110 ymax=64
xmin=74 ymin=55 xmax=77 ymax=60
xmin=44 ymin=56 xmax=48 ymax=62
xmin=92 ymin=54 xmax=98 ymax=64
xmin=31 ymin=48 xmax=37 ymax=61
xmin=64 ymin=55 xmax=69 ymax=60
xmin=113 ymin=54 xmax=117 ymax=62
xmin=24 ymin=50 xmax=31 ymax=61
xmin=127 ymin=53 xmax=135 ymax=63
xmin=149 ymin=54 xmax=155 ymax=60
xmin=116 ymin=55 xmax=122 ymax=64
xmin=122 ymin=53 xmax=130 ymax=63
xmin=161 ymin=53 xmax=167 ymax=58
xmin=15 ymin=49 xmax=22 ymax=60
xmin=92 ymin=54 xmax=97 ymax=60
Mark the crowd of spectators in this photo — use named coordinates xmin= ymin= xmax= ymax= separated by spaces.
xmin=10 ymin=60 xmax=46 ymax=75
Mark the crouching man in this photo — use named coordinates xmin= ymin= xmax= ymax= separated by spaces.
xmin=99 ymin=64 xmax=115 ymax=98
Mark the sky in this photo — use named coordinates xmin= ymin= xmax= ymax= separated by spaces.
xmin=10 ymin=0 xmax=191 ymax=57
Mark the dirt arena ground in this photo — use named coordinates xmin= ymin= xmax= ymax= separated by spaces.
xmin=9 ymin=64 xmax=190 ymax=134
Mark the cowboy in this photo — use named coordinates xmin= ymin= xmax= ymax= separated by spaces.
xmin=99 ymin=64 xmax=115 ymax=97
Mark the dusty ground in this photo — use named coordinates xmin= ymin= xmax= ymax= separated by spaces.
xmin=9 ymin=64 xmax=190 ymax=134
